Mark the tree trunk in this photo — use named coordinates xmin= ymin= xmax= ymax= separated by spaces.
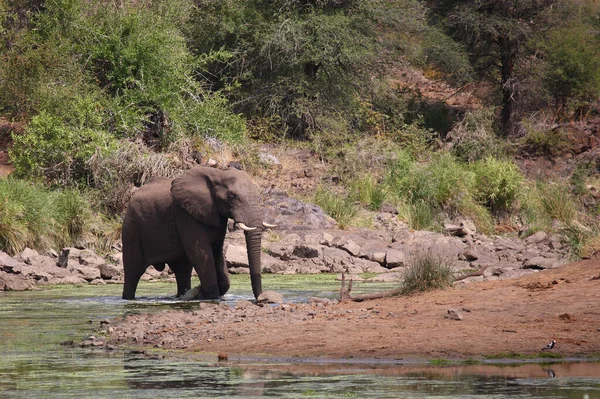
xmin=500 ymin=38 xmax=518 ymax=136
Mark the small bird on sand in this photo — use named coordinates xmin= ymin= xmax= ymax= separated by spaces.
xmin=541 ymin=340 xmax=556 ymax=350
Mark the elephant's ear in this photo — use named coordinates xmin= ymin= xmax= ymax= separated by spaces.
xmin=171 ymin=168 xmax=221 ymax=227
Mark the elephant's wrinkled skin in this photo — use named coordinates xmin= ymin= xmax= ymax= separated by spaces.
xmin=121 ymin=167 xmax=268 ymax=300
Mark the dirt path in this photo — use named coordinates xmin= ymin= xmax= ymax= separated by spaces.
xmin=102 ymin=259 xmax=600 ymax=360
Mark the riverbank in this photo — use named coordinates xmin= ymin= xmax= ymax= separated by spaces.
xmin=98 ymin=258 xmax=600 ymax=360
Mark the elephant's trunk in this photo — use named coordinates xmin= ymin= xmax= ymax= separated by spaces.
xmin=244 ymin=229 xmax=263 ymax=299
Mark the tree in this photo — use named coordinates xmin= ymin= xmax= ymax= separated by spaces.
xmin=433 ymin=0 xmax=563 ymax=136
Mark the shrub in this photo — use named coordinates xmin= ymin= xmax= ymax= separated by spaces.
xmin=450 ymin=109 xmax=509 ymax=163
xmin=349 ymin=175 xmax=387 ymax=211
xmin=408 ymin=200 xmax=436 ymax=231
xmin=408 ymin=152 xmax=476 ymax=212
xmin=401 ymin=252 xmax=454 ymax=295
xmin=541 ymin=183 xmax=577 ymax=225
xmin=0 ymin=178 xmax=95 ymax=254
xmin=10 ymin=112 xmax=117 ymax=185
xmin=521 ymin=126 xmax=571 ymax=157
xmin=471 ymin=157 xmax=523 ymax=213
xmin=314 ymin=186 xmax=358 ymax=230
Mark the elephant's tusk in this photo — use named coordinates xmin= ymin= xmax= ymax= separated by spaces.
xmin=237 ymin=222 xmax=257 ymax=231
xmin=262 ymin=222 xmax=277 ymax=228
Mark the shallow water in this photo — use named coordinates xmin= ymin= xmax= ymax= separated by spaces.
xmin=1 ymin=278 xmax=599 ymax=398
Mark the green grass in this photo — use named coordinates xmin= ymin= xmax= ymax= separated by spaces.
xmin=314 ymin=186 xmax=358 ymax=229
xmin=484 ymin=352 xmax=564 ymax=360
xmin=401 ymin=252 xmax=454 ymax=295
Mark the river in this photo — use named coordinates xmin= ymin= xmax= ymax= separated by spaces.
xmin=1 ymin=280 xmax=599 ymax=398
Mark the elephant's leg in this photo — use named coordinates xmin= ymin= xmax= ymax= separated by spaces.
xmin=213 ymin=241 xmax=230 ymax=296
xmin=192 ymin=250 xmax=221 ymax=299
xmin=170 ymin=260 xmax=193 ymax=297
xmin=122 ymin=266 xmax=145 ymax=300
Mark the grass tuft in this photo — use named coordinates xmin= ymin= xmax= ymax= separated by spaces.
xmin=401 ymin=251 xmax=454 ymax=295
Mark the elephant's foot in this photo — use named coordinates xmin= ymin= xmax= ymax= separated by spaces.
xmin=180 ymin=285 xmax=202 ymax=301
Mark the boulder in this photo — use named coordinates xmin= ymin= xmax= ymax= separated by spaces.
xmin=292 ymin=244 xmax=321 ymax=259
xmin=385 ymin=249 xmax=406 ymax=268
xmin=523 ymin=256 xmax=561 ymax=270
xmin=257 ymin=290 xmax=284 ymax=304
xmin=331 ymin=236 xmax=361 ymax=257
xmin=98 ymin=263 xmax=122 ymax=280
xmin=226 ymin=245 xmax=249 ymax=268
xmin=0 ymin=271 xmax=37 ymax=291
xmin=525 ymin=231 xmax=548 ymax=244
xmin=73 ymin=266 xmax=102 ymax=282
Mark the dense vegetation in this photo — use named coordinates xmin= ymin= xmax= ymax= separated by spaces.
xmin=0 ymin=0 xmax=599 ymax=256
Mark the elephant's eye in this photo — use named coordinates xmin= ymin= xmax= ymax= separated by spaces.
xmin=227 ymin=193 xmax=236 ymax=202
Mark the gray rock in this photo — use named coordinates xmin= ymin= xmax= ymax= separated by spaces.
xmin=226 ymin=245 xmax=249 ymax=268
xmin=78 ymin=249 xmax=106 ymax=267
xmin=462 ymin=250 xmax=478 ymax=261
xmin=0 ymin=251 xmax=26 ymax=272
xmin=445 ymin=309 xmax=463 ymax=320
xmin=257 ymin=290 xmax=284 ymax=304
xmin=364 ymin=251 xmax=386 ymax=264
xmin=497 ymin=269 xmax=538 ymax=280
xmin=525 ymin=231 xmax=548 ymax=244
xmin=385 ymin=249 xmax=406 ymax=268
xmin=292 ymin=245 xmax=321 ymax=259
xmin=523 ymin=256 xmax=559 ymax=269
xmin=98 ymin=263 xmax=123 ymax=280
xmin=444 ymin=223 xmax=469 ymax=237
xmin=19 ymin=248 xmax=39 ymax=264
xmin=0 ymin=271 xmax=37 ymax=291
xmin=332 ymin=237 xmax=361 ymax=257
xmin=73 ymin=266 xmax=102 ymax=282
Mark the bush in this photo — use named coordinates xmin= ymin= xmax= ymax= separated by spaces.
xmin=541 ymin=183 xmax=577 ymax=225
xmin=0 ymin=178 xmax=95 ymax=254
xmin=471 ymin=157 xmax=523 ymax=213
xmin=10 ymin=112 xmax=116 ymax=185
xmin=521 ymin=126 xmax=571 ymax=157
xmin=314 ymin=186 xmax=358 ymax=230
xmin=349 ymin=175 xmax=387 ymax=211
xmin=408 ymin=200 xmax=436 ymax=231
xmin=449 ymin=109 xmax=509 ymax=163
xmin=401 ymin=252 xmax=454 ymax=295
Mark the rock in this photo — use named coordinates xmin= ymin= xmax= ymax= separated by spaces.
xmin=445 ymin=309 xmax=463 ymax=320
xmin=525 ymin=231 xmax=548 ymax=244
xmin=0 ymin=271 xmax=37 ymax=291
xmin=462 ymin=250 xmax=478 ymax=262
xmin=497 ymin=269 xmax=538 ymax=280
xmin=331 ymin=236 xmax=361 ymax=257
xmin=235 ymin=300 xmax=255 ymax=309
xmin=73 ymin=266 xmax=102 ymax=282
xmin=226 ymin=245 xmax=249 ymax=268
xmin=257 ymin=290 xmax=284 ymax=304
xmin=365 ymin=251 xmax=386 ymax=265
xmin=385 ymin=249 xmax=405 ymax=268
xmin=54 ymin=275 xmax=87 ymax=285
xmin=444 ymin=223 xmax=469 ymax=237
xmin=57 ymin=248 xmax=70 ymax=268
xmin=78 ymin=250 xmax=106 ymax=268
xmin=0 ymin=251 xmax=26 ymax=272
xmin=292 ymin=245 xmax=321 ymax=259
xmin=523 ymin=256 xmax=559 ymax=270
xmin=19 ymin=248 xmax=39 ymax=264
xmin=98 ymin=263 xmax=122 ymax=280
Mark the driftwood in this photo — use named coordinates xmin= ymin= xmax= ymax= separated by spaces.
xmin=339 ymin=266 xmax=489 ymax=302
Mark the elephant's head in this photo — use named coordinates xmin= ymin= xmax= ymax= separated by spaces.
xmin=171 ymin=167 xmax=271 ymax=299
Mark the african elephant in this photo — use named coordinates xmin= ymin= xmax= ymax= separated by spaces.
xmin=121 ymin=167 xmax=273 ymax=300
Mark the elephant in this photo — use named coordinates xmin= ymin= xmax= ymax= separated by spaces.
xmin=121 ymin=166 xmax=274 ymax=300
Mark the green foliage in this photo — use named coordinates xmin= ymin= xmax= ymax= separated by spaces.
xmin=0 ymin=178 xmax=95 ymax=254
xmin=10 ymin=112 xmax=116 ymax=185
xmin=349 ymin=175 xmax=387 ymax=211
xmin=401 ymin=251 xmax=454 ymax=295
xmin=521 ymin=125 xmax=572 ymax=157
xmin=539 ymin=20 xmax=600 ymax=113
xmin=450 ymin=109 xmax=509 ymax=163
xmin=540 ymin=183 xmax=577 ymax=225
xmin=314 ymin=186 xmax=358 ymax=229
xmin=408 ymin=200 xmax=436 ymax=231
xmin=188 ymin=0 xmax=441 ymax=139
xmin=471 ymin=157 xmax=523 ymax=213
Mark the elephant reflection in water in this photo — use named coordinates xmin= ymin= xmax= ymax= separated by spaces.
xmin=121 ymin=167 xmax=275 ymax=301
